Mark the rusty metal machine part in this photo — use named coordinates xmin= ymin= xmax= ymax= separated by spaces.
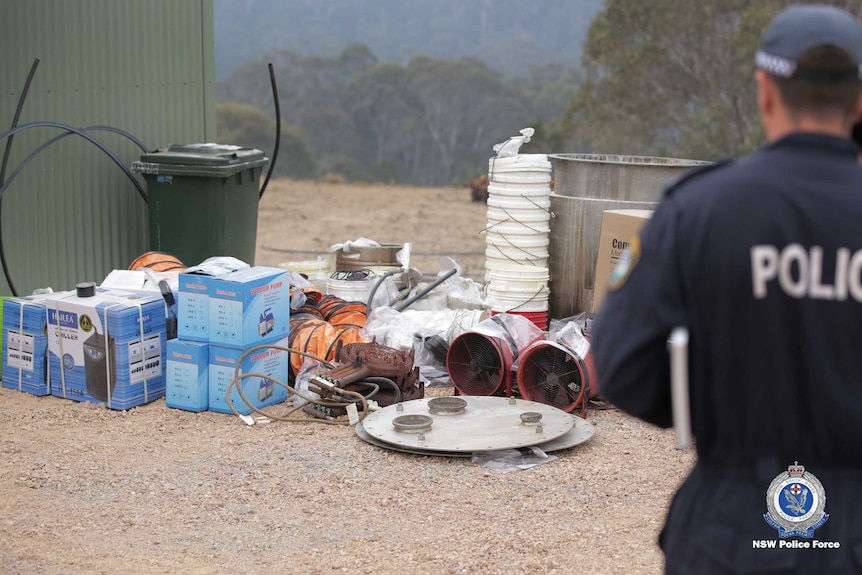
xmin=304 ymin=341 xmax=425 ymax=419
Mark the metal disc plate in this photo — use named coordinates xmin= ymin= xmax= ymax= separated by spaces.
xmin=355 ymin=412 xmax=594 ymax=457
xmin=360 ymin=395 xmax=575 ymax=453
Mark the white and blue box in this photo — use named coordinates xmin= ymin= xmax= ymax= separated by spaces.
xmin=208 ymin=337 xmax=289 ymax=415
xmin=177 ymin=259 xmax=250 ymax=342
xmin=47 ymin=288 xmax=167 ymax=410
xmin=178 ymin=272 xmax=214 ymax=342
xmin=166 ymin=339 xmax=208 ymax=412
xmin=207 ymin=267 xmax=290 ymax=348
xmin=2 ymin=293 xmax=69 ymax=395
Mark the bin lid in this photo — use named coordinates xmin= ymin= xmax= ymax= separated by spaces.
xmin=132 ymin=143 xmax=269 ymax=177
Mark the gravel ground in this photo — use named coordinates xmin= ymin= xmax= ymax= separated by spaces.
xmin=1 ymin=180 xmax=697 ymax=573
xmin=0 ymin=384 xmax=695 ymax=575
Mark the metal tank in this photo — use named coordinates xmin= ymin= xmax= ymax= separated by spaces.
xmin=548 ymin=154 xmax=711 ymax=318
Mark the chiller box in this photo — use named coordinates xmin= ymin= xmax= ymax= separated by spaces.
xmin=47 ymin=287 xmax=167 ymax=410
xmin=166 ymin=339 xmax=209 ymax=412
xmin=592 ymin=209 xmax=654 ymax=313
xmin=208 ymin=337 xmax=289 ymax=415
xmin=2 ymin=292 xmax=70 ymax=395
xmin=207 ymin=266 xmax=290 ymax=348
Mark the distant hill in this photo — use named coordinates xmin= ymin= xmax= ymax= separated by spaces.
xmin=214 ymin=0 xmax=604 ymax=80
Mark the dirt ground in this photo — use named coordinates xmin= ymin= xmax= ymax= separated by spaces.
xmin=0 ymin=179 xmax=696 ymax=574
xmin=254 ymin=178 xmax=489 ymax=278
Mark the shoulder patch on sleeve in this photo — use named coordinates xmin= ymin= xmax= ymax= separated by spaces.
xmin=663 ymin=159 xmax=733 ymax=198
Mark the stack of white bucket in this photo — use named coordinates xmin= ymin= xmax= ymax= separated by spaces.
xmin=484 ymin=150 xmax=552 ymax=330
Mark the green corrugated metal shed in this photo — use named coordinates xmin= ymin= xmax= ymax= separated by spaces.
xmin=0 ymin=0 xmax=216 ymax=295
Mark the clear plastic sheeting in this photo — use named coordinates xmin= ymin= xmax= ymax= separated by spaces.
xmin=363 ymin=305 xmax=487 ymax=384
xmin=471 ymin=446 xmax=556 ymax=473
xmin=492 ymin=127 xmax=535 ymax=158
xmin=469 ymin=313 xmax=545 ymax=359
xmin=182 ymin=256 xmax=249 ymax=276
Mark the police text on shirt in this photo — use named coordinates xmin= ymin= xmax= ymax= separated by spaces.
xmin=751 ymin=244 xmax=862 ymax=300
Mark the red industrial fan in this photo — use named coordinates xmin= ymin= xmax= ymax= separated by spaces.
xmin=446 ymin=314 xmax=542 ymax=397
xmin=515 ymin=324 xmax=597 ymax=416
xmin=446 ymin=331 xmax=515 ymax=396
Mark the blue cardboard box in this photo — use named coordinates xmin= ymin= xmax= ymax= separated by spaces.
xmin=208 ymin=337 xmax=289 ymax=415
xmin=177 ymin=272 xmax=213 ymax=342
xmin=2 ymin=293 xmax=70 ymax=395
xmin=166 ymin=339 xmax=208 ymax=412
xmin=207 ymin=267 xmax=290 ymax=348
xmin=47 ymin=288 xmax=167 ymax=410
xmin=177 ymin=258 xmax=250 ymax=342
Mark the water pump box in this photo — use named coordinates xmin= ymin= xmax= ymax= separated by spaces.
xmin=47 ymin=288 xmax=167 ymax=410
xmin=178 ymin=272 xmax=215 ymax=342
xmin=177 ymin=259 xmax=251 ymax=342
xmin=166 ymin=339 xmax=208 ymax=412
xmin=207 ymin=267 xmax=290 ymax=348
xmin=208 ymin=337 xmax=289 ymax=415
xmin=2 ymin=293 xmax=70 ymax=395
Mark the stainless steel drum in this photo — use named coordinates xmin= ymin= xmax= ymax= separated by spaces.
xmin=548 ymin=153 xmax=710 ymax=318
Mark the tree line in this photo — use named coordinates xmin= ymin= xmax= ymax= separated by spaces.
xmin=217 ymin=0 xmax=862 ymax=186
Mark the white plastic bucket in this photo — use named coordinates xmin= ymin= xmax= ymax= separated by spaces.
xmin=326 ymin=278 xmax=373 ymax=302
xmin=487 ymin=181 xmax=552 ymax=198
xmin=484 ymin=266 xmax=549 ymax=283
xmin=488 ymin=171 xmax=552 ymax=184
xmin=488 ymin=154 xmax=552 ymax=174
xmin=485 ymin=231 xmax=550 ymax=249
xmin=486 ymin=208 xmax=551 ymax=227
xmin=485 ymin=243 xmax=549 ymax=259
xmin=485 ymin=289 xmax=550 ymax=313
xmin=279 ymin=258 xmax=332 ymax=291
xmin=487 ymin=277 xmax=549 ymax=293
xmin=485 ymin=221 xmax=550 ymax=236
xmin=487 ymin=282 xmax=549 ymax=297
xmin=487 ymin=266 xmax=549 ymax=282
xmin=486 ymin=257 xmax=550 ymax=273
xmin=487 ymin=194 xmax=550 ymax=209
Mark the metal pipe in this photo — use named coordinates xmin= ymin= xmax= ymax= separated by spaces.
xmin=668 ymin=327 xmax=692 ymax=450
xmin=393 ymin=267 xmax=457 ymax=311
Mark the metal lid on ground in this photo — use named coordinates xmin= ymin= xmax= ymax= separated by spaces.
xmin=360 ymin=395 xmax=577 ymax=453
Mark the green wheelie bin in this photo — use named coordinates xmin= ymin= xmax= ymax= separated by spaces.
xmin=132 ymin=144 xmax=269 ymax=268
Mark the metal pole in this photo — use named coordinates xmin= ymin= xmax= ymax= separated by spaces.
xmin=669 ymin=327 xmax=692 ymax=450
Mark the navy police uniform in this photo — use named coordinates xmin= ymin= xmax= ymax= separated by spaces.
xmin=592 ymin=133 xmax=862 ymax=573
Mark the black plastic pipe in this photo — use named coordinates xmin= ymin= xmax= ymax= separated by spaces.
xmin=0 ymin=59 xmax=40 ymax=296
xmin=259 ymin=62 xmax=280 ymax=200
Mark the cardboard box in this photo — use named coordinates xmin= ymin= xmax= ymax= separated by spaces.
xmin=178 ymin=272 xmax=215 ymax=342
xmin=47 ymin=288 xmax=167 ymax=410
xmin=207 ymin=267 xmax=290 ymax=348
xmin=208 ymin=337 xmax=290 ymax=415
xmin=2 ymin=293 xmax=70 ymax=395
xmin=177 ymin=257 xmax=251 ymax=342
xmin=166 ymin=339 xmax=208 ymax=412
xmin=592 ymin=209 xmax=654 ymax=313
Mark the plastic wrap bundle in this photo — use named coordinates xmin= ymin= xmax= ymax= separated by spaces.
xmin=484 ymin=128 xmax=552 ymax=329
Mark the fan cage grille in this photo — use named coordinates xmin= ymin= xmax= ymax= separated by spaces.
xmin=446 ymin=332 xmax=513 ymax=396
xmin=516 ymin=344 xmax=588 ymax=413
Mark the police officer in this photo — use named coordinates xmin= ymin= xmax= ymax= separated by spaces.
xmin=591 ymin=5 xmax=862 ymax=574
